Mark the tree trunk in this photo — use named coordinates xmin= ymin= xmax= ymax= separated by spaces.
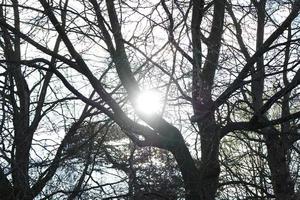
xmin=171 ymin=118 xmax=220 ymax=200
xmin=199 ymin=132 xmax=220 ymax=199
xmin=172 ymin=142 xmax=202 ymax=200
xmin=264 ymin=128 xmax=294 ymax=200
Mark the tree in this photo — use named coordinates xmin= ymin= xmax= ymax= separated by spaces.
xmin=1 ymin=0 xmax=300 ymax=200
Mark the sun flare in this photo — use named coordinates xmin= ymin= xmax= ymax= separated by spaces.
xmin=136 ymin=90 xmax=162 ymax=115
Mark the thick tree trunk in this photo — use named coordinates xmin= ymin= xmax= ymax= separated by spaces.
xmin=171 ymin=118 xmax=220 ymax=200
xmin=171 ymin=138 xmax=220 ymax=199
xmin=188 ymin=0 xmax=224 ymax=198
xmin=251 ymin=2 xmax=295 ymax=199
xmin=172 ymin=142 xmax=202 ymax=200
xmin=199 ymin=130 xmax=220 ymax=199
xmin=264 ymin=128 xmax=294 ymax=200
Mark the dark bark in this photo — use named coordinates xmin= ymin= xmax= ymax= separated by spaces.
xmin=1 ymin=0 xmax=300 ymax=199
xmin=251 ymin=1 xmax=295 ymax=199
xmin=171 ymin=141 xmax=201 ymax=200
xmin=192 ymin=1 xmax=225 ymax=199
xmin=1 ymin=1 xmax=32 ymax=198
xmin=214 ymin=1 xmax=300 ymax=110
xmin=264 ymin=128 xmax=295 ymax=200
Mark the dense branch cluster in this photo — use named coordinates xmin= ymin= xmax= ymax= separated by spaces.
xmin=0 ymin=0 xmax=300 ymax=199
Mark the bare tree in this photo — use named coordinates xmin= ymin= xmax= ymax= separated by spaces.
xmin=1 ymin=0 xmax=300 ymax=200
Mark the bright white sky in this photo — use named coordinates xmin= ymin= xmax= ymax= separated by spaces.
xmin=136 ymin=90 xmax=162 ymax=115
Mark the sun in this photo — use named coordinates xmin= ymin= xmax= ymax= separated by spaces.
xmin=135 ymin=90 xmax=162 ymax=115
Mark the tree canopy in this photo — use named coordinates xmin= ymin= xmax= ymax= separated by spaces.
xmin=1 ymin=0 xmax=300 ymax=199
